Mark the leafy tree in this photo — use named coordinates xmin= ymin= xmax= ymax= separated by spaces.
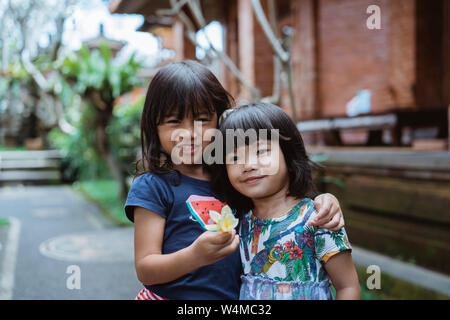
xmin=0 ymin=0 xmax=79 ymax=145
xmin=59 ymin=43 xmax=143 ymax=200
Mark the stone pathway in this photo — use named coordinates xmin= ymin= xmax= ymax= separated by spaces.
xmin=0 ymin=185 xmax=141 ymax=300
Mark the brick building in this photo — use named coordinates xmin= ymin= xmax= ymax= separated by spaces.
xmin=110 ymin=0 xmax=449 ymax=148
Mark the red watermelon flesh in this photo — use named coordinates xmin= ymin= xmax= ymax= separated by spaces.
xmin=186 ymin=195 xmax=227 ymax=229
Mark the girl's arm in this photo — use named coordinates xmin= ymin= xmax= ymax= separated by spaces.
xmin=323 ymin=251 xmax=361 ymax=300
xmin=134 ymin=206 xmax=239 ymax=286
xmin=311 ymin=193 xmax=345 ymax=231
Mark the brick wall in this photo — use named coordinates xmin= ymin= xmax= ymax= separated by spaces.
xmin=317 ymin=0 xmax=416 ymax=118
xmin=222 ymin=0 xmax=419 ymax=119
xmin=220 ymin=0 xmax=447 ymax=124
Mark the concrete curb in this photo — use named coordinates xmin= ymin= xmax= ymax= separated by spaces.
xmin=352 ymin=245 xmax=450 ymax=297
xmin=0 ymin=217 xmax=21 ymax=300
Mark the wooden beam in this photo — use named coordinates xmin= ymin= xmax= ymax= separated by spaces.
xmin=292 ymin=0 xmax=317 ymax=120
xmin=237 ymin=0 xmax=255 ymax=101
xmin=173 ymin=17 xmax=196 ymax=61
xmin=444 ymin=0 xmax=450 ymax=107
xmin=297 ymin=114 xmax=397 ymax=132
xmin=0 ymin=170 xmax=61 ymax=182
xmin=223 ymin=0 xmax=240 ymax=98
xmin=307 ymin=148 xmax=450 ymax=172
xmin=0 ymin=150 xmax=62 ymax=160
xmin=388 ymin=0 xmax=416 ymax=108
xmin=0 ymin=159 xmax=60 ymax=170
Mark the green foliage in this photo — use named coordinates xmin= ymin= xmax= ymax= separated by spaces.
xmin=108 ymin=96 xmax=144 ymax=176
xmin=0 ymin=62 xmax=31 ymax=100
xmin=49 ymin=42 xmax=145 ymax=182
xmin=59 ymin=42 xmax=143 ymax=101
xmin=0 ymin=217 xmax=10 ymax=226
xmin=49 ymin=89 xmax=145 ymax=181
xmin=48 ymin=104 xmax=110 ymax=181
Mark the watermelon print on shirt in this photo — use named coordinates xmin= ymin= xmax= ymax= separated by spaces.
xmin=124 ymin=172 xmax=241 ymax=300
xmin=186 ymin=195 xmax=227 ymax=230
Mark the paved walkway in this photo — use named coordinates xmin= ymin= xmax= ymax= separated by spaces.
xmin=0 ymin=185 xmax=141 ymax=300
xmin=1 ymin=184 xmax=448 ymax=299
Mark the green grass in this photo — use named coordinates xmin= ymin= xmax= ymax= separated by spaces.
xmin=354 ymin=265 xmax=383 ymax=300
xmin=359 ymin=283 xmax=382 ymax=300
xmin=74 ymin=179 xmax=132 ymax=226
xmin=0 ymin=217 xmax=10 ymax=226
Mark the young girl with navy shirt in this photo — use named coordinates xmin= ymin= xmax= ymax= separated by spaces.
xmin=124 ymin=60 xmax=346 ymax=300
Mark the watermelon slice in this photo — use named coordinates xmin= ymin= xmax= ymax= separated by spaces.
xmin=186 ymin=195 xmax=227 ymax=230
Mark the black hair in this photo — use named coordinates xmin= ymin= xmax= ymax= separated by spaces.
xmin=210 ymin=102 xmax=313 ymax=217
xmin=136 ymin=60 xmax=234 ymax=178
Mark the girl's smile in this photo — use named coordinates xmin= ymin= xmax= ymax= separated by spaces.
xmin=178 ymin=144 xmax=202 ymax=155
xmin=241 ymin=175 xmax=267 ymax=185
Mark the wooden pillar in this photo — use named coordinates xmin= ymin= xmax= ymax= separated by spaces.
xmin=173 ymin=18 xmax=197 ymax=61
xmin=253 ymin=0 xmax=274 ymax=99
xmin=415 ymin=0 xmax=444 ymax=109
xmin=223 ymin=0 xmax=240 ymax=99
xmin=388 ymin=0 xmax=416 ymax=108
xmin=443 ymin=0 xmax=450 ymax=107
xmin=237 ymin=0 xmax=255 ymax=102
xmin=444 ymin=0 xmax=450 ymax=150
xmin=291 ymin=0 xmax=317 ymax=120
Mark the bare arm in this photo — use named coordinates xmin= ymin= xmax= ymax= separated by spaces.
xmin=311 ymin=193 xmax=345 ymax=231
xmin=134 ymin=206 xmax=239 ymax=286
xmin=323 ymin=251 xmax=361 ymax=300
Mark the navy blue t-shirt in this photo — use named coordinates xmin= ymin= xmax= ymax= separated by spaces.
xmin=125 ymin=171 xmax=241 ymax=300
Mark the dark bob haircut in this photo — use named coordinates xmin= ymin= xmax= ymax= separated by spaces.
xmin=136 ymin=60 xmax=234 ymax=176
xmin=210 ymin=102 xmax=313 ymax=217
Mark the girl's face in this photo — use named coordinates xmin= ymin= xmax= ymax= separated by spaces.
xmin=225 ymin=140 xmax=288 ymax=200
xmin=157 ymin=110 xmax=218 ymax=166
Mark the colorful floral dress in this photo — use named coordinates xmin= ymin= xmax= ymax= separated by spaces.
xmin=238 ymin=198 xmax=352 ymax=300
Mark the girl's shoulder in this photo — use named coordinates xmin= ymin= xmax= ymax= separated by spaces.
xmin=125 ymin=172 xmax=176 ymax=221
xmin=133 ymin=171 xmax=162 ymax=183
xmin=298 ymin=198 xmax=318 ymax=218
xmin=286 ymin=198 xmax=318 ymax=232
xmin=286 ymin=198 xmax=316 ymax=223
xmin=129 ymin=172 xmax=176 ymax=198
xmin=132 ymin=171 xmax=175 ymax=187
